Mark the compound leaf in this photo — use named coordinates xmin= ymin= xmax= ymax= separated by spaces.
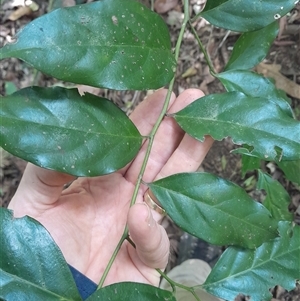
xmin=217 ymin=70 xmax=294 ymax=117
xmin=257 ymin=170 xmax=293 ymax=221
xmin=0 ymin=87 xmax=142 ymax=176
xmin=201 ymin=221 xmax=300 ymax=301
xmin=172 ymin=92 xmax=300 ymax=161
xmin=199 ymin=0 xmax=296 ymax=32
xmin=0 ymin=0 xmax=175 ymax=90
xmin=86 ymin=283 xmax=176 ymax=301
xmin=0 ymin=208 xmax=82 ymax=301
xmin=149 ymin=172 xmax=278 ymax=249
xmin=225 ymin=22 xmax=278 ymax=71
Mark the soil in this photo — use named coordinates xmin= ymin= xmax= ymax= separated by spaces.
xmin=1 ymin=0 xmax=300 ymax=300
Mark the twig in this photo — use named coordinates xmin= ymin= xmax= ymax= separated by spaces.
xmin=96 ymin=0 xmax=191 ymax=288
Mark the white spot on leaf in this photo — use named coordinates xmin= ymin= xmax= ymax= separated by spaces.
xmin=112 ymin=15 xmax=118 ymax=25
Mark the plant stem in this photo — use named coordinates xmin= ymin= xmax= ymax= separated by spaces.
xmin=189 ymin=21 xmax=216 ymax=74
xmin=97 ymin=226 xmax=129 ymax=289
xmin=97 ymin=0 xmax=190 ymax=289
xmin=151 ymin=0 xmax=154 ymax=11
xmin=156 ymin=269 xmax=202 ymax=301
xmin=129 ymin=0 xmax=190 ymax=207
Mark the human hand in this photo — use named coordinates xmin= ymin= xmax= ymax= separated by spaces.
xmin=8 ymin=89 xmax=213 ymax=287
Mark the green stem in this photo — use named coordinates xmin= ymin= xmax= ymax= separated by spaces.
xmin=97 ymin=0 xmax=190 ymax=289
xmin=189 ymin=21 xmax=216 ymax=75
xmin=98 ymin=226 xmax=129 ymax=289
xmin=156 ymin=269 xmax=202 ymax=301
xmin=129 ymin=0 xmax=190 ymax=208
xmin=151 ymin=0 xmax=154 ymax=11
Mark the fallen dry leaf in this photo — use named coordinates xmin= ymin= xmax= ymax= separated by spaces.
xmin=154 ymin=0 xmax=178 ymax=14
xmin=61 ymin=0 xmax=76 ymax=7
xmin=77 ymin=85 xmax=102 ymax=96
xmin=8 ymin=1 xmax=39 ymax=21
xmin=182 ymin=67 xmax=197 ymax=78
xmin=8 ymin=6 xmax=32 ymax=21
xmin=256 ymin=63 xmax=300 ymax=99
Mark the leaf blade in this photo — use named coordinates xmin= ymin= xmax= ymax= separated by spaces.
xmin=257 ymin=170 xmax=293 ymax=222
xmin=86 ymin=282 xmax=176 ymax=301
xmin=172 ymin=92 xmax=300 ymax=161
xmin=0 ymin=208 xmax=81 ymax=301
xmin=277 ymin=160 xmax=300 ymax=185
xmin=0 ymin=87 xmax=142 ymax=176
xmin=199 ymin=0 xmax=296 ymax=32
xmin=225 ymin=22 xmax=279 ymax=71
xmin=149 ymin=172 xmax=278 ymax=248
xmin=217 ymin=70 xmax=294 ymax=117
xmin=0 ymin=0 xmax=176 ymax=90
xmin=201 ymin=222 xmax=300 ymax=301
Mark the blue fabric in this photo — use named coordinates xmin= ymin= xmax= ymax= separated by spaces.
xmin=69 ymin=265 xmax=97 ymax=300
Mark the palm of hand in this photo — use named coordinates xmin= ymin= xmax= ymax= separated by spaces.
xmin=33 ymin=172 xmax=155 ymax=286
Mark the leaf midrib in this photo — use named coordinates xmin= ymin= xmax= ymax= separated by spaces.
xmin=202 ymin=241 xmax=299 ymax=290
xmin=2 ymin=269 xmax=79 ymax=301
xmin=1 ymin=116 xmax=141 ymax=140
xmin=158 ymin=186 xmax=276 ymax=237
xmin=175 ymin=115 xmax=300 ymax=146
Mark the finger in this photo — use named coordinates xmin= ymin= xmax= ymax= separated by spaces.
xmin=157 ymin=135 xmax=214 ymax=179
xmin=145 ymin=90 xmax=213 ymax=222
xmin=127 ymin=203 xmax=170 ymax=271
xmin=125 ymin=90 xmax=185 ymax=184
xmin=155 ymin=89 xmax=213 ymax=179
xmin=9 ymin=163 xmax=75 ymax=213
xmin=129 ymin=89 xmax=176 ymax=138
xmin=119 ymin=89 xmax=176 ymax=176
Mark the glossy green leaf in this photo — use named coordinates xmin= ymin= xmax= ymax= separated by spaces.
xmin=277 ymin=160 xmax=300 ymax=185
xmin=4 ymin=81 xmax=18 ymax=95
xmin=225 ymin=22 xmax=278 ymax=71
xmin=257 ymin=170 xmax=293 ymax=221
xmin=0 ymin=87 xmax=142 ymax=176
xmin=201 ymin=221 xmax=300 ymax=301
xmin=199 ymin=0 xmax=296 ymax=32
xmin=217 ymin=70 xmax=294 ymax=117
xmin=149 ymin=172 xmax=278 ymax=248
xmin=172 ymin=92 xmax=300 ymax=161
xmin=0 ymin=0 xmax=175 ymax=90
xmin=241 ymin=154 xmax=261 ymax=178
xmin=0 ymin=208 xmax=82 ymax=301
xmin=87 ymin=282 xmax=176 ymax=301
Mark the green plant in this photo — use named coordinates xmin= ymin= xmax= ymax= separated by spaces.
xmin=1 ymin=0 xmax=299 ymax=300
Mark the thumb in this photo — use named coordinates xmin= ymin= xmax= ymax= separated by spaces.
xmin=9 ymin=163 xmax=75 ymax=213
xmin=127 ymin=203 xmax=170 ymax=270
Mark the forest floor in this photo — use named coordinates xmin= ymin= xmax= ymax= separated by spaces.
xmin=1 ymin=0 xmax=300 ymax=300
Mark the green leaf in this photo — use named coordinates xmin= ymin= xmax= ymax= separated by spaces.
xmin=257 ymin=170 xmax=293 ymax=222
xmin=0 ymin=0 xmax=175 ymax=90
xmin=0 ymin=208 xmax=82 ymax=301
xmin=4 ymin=81 xmax=18 ymax=95
xmin=149 ymin=172 xmax=278 ymax=249
xmin=241 ymin=150 xmax=261 ymax=178
xmin=0 ymin=87 xmax=142 ymax=176
xmin=172 ymin=92 xmax=300 ymax=161
xmin=225 ymin=22 xmax=278 ymax=71
xmin=201 ymin=221 xmax=300 ymax=301
xmin=217 ymin=70 xmax=294 ymax=117
xmin=277 ymin=160 xmax=300 ymax=185
xmin=86 ymin=282 xmax=176 ymax=301
xmin=199 ymin=0 xmax=296 ymax=32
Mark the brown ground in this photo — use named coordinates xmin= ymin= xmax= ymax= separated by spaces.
xmin=1 ymin=0 xmax=300 ymax=300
